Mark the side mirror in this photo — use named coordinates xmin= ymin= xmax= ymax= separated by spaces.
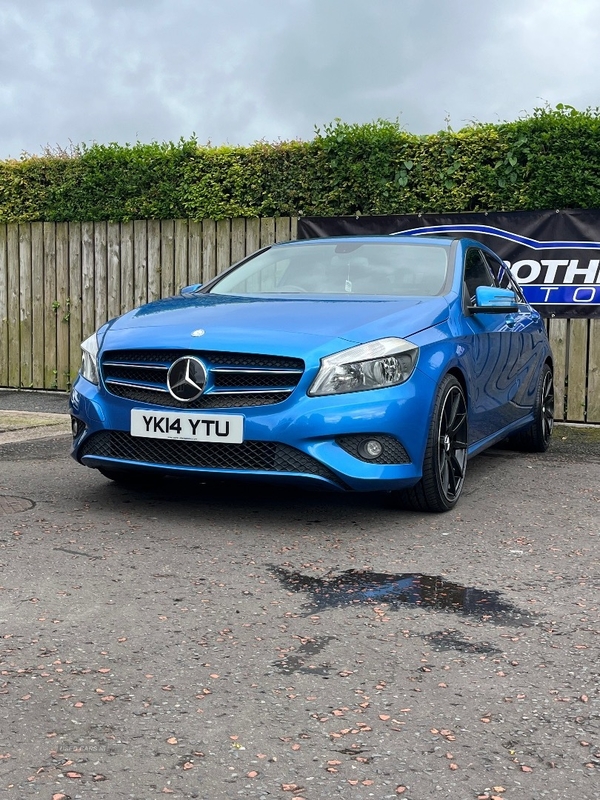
xmin=180 ymin=283 xmax=203 ymax=296
xmin=468 ymin=285 xmax=519 ymax=313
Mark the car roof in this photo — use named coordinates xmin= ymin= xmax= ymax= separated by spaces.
xmin=271 ymin=235 xmax=457 ymax=248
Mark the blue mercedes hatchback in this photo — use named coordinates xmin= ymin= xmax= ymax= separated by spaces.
xmin=69 ymin=236 xmax=554 ymax=512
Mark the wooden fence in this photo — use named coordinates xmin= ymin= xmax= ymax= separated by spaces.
xmin=0 ymin=217 xmax=598 ymax=423
xmin=0 ymin=217 xmax=296 ymax=393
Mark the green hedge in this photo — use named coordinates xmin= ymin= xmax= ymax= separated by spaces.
xmin=1 ymin=105 xmax=600 ymax=222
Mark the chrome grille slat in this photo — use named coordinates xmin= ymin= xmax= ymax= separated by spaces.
xmin=105 ymin=379 xmax=169 ymax=393
xmin=211 ymin=367 xmax=303 ymax=374
xmin=209 ymin=388 xmax=292 ymax=395
xmin=103 ymin=362 xmax=168 ymax=370
xmin=104 ymin=349 xmax=304 ymax=369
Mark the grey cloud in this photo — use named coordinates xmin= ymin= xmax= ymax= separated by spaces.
xmin=1 ymin=0 xmax=599 ymax=158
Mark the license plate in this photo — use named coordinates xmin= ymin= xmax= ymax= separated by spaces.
xmin=130 ymin=409 xmax=244 ymax=443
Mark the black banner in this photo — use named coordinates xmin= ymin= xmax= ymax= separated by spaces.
xmin=297 ymin=210 xmax=600 ymax=318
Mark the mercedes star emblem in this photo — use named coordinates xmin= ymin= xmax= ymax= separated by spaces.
xmin=166 ymin=356 xmax=207 ymax=402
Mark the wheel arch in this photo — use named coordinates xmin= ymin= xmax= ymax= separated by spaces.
xmin=445 ymin=366 xmax=469 ymax=410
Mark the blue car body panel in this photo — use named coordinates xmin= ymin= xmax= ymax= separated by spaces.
xmin=70 ymin=236 xmax=552 ymax=493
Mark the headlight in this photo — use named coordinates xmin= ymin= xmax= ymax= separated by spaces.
xmin=308 ymin=337 xmax=418 ymax=396
xmin=80 ymin=332 xmax=100 ymax=385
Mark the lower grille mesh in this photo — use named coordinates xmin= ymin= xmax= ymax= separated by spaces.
xmin=79 ymin=431 xmax=342 ymax=485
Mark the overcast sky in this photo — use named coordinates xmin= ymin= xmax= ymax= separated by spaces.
xmin=0 ymin=0 xmax=599 ymax=159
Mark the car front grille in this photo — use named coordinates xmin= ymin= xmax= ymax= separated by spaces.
xmin=101 ymin=349 xmax=305 ymax=409
xmin=79 ymin=431 xmax=343 ymax=486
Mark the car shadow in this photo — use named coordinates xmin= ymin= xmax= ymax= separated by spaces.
xmin=73 ymin=443 xmax=534 ymax=525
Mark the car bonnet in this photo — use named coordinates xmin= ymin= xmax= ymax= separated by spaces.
xmin=102 ymin=293 xmax=450 ymax=358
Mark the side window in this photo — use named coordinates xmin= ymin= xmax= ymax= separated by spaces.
xmin=484 ymin=254 xmax=526 ymax=302
xmin=485 ymin=254 xmax=511 ymax=289
xmin=464 ymin=248 xmax=494 ymax=301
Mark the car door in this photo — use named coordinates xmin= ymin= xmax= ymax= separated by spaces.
xmin=460 ymin=247 xmax=527 ymax=443
xmin=483 ymin=250 xmax=548 ymax=421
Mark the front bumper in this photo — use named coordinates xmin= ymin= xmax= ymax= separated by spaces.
xmin=70 ymin=371 xmax=436 ymax=492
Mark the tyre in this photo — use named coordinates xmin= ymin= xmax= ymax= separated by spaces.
xmin=390 ymin=374 xmax=468 ymax=513
xmin=508 ymin=363 xmax=554 ymax=452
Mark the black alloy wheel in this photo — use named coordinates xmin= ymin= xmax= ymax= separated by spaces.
xmin=389 ymin=374 xmax=468 ymax=512
xmin=539 ymin=368 xmax=555 ymax=445
xmin=435 ymin=379 xmax=469 ymax=505
xmin=509 ymin=363 xmax=554 ymax=452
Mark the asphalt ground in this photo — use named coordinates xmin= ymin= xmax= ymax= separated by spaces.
xmin=0 ymin=391 xmax=598 ymax=800
xmin=0 ymin=389 xmax=70 ymax=414
xmin=0 ymin=390 xmax=71 ymax=447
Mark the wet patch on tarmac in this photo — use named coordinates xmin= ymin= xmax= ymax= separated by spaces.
xmin=423 ymin=629 xmax=502 ymax=654
xmin=274 ymin=635 xmax=336 ymax=675
xmin=269 ymin=567 xmax=532 ymax=625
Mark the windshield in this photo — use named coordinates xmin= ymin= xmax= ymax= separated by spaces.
xmin=209 ymin=241 xmax=450 ymax=297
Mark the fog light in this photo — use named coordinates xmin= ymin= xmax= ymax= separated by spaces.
xmin=71 ymin=416 xmax=82 ymax=438
xmin=358 ymin=438 xmax=383 ymax=460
